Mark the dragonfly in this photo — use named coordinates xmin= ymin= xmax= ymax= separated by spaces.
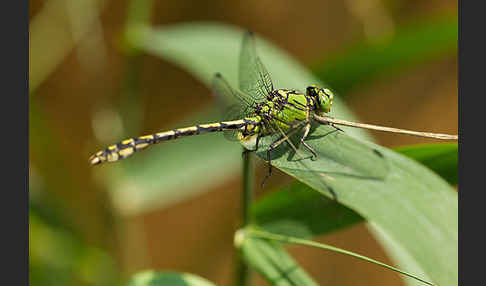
xmin=89 ymin=31 xmax=386 ymax=193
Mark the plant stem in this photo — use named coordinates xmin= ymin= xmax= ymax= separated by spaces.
xmin=242 ymin=149 xmax=254 ymax=225
xmin=236 ymin=149 xmax=254 ymax=286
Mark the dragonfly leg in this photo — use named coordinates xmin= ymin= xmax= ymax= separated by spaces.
xmin=261 ymin=134 xmax=288 ymax=187
xmin=300 ymin=122 xmax=318 ymax=161
xmin=261 ymin=151 xmax=273 ymax=188
xmin=323 ymin=116 xmax=345 ymax=132
xmin=330 ymin=123 xmax=344 ymax=132
xmin=300 ymin=106 xmax=318 ymax=160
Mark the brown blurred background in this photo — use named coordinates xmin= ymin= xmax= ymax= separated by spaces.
xmin=29 ymin=0 xmax=457 ymax=285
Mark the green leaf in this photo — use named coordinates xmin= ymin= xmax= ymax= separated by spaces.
xmin=29 ymin=210 xmax=118 ymax=286
xmin=255 ymin=139 xmax=456 ymax=286
xmin=252 ymin=180 xmax=363 ymax=238
xmin=394 ymin=143 xmax=458 ymax=185
xmin=127 ymin=271 xmax=215 ymax=286
xmin=236 ymin=229 xmax=319 ymax=286
xmin=244 ymin=228 xmax=434 ymax=286
xmin=313 ymin=14 xmax=457 ymax=95
xmin=123 ymin=23 xmax=456 ymax=286
xmin=251 ymin=143 xmax=457 ymax=239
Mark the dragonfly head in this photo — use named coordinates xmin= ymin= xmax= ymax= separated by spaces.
xmin=306 ymin=85 xmax=334 ymax=114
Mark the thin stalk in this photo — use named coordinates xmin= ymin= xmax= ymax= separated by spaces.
xmin=313 ymin=115 xmax=458 ymax=140
xmin=236 ymin=149 xmax=254 ymax=286
xmin=242 ymin=149 xmax=254 ymax=225
xmin=246 ymin=229 xmax=435 ymax=286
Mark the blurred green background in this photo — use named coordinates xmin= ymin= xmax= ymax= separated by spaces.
xmin=29 ymin=0 xmax=457 ymax=285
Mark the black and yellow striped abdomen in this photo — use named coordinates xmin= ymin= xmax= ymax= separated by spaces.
xmin=89 ymin=118 xmax=261 ymax=165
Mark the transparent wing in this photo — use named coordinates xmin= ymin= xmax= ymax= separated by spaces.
xmin=239 ymin=31 xmax=274 ymax=101
xmin=212 ymin=73 xmax=254 ymax=108
xmin=212 ymin=73 xmax=252 ymax=141
xmin=222 ymin=104 xmax=252 ymax=141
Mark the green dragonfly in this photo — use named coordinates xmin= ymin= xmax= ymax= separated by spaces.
xmin=89 ymin=31 xmax=387 ymax=193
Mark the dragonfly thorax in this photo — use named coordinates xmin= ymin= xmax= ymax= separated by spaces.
xmin=249 ymin=90 xmax=311 ymax=135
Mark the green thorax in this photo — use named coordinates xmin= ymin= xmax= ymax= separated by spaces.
xmin=259 ymin=89 xmax=314 ymax=133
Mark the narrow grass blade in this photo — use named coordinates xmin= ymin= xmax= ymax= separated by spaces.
xmin=245 ymin=229 xmax=435 ymax=286
xmin=235 ymin=229 xmax=319 ymax=286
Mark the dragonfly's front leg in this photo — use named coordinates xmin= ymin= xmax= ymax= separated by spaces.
xmin=322 ymin=115 xmax=345 ymax=132
xmin=301 ymin=108 xmax=318 ymax=160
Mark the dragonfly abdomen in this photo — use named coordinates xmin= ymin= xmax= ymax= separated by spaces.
xmin=89 ymin=118 xmax=260 ymax=165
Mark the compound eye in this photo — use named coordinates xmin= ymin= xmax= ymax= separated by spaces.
xmin=320 ymin=94 xmax=327 ymax=104
xmin=323 ymin=88 xmax=334 ymax=100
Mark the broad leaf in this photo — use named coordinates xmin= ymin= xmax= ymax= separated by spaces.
xmin=252 ymin=181 xmax=363 ymax=238
xmin=394 ymin=143 xmax=458 ymax=185
xmin=251 ymin=142 xmax=458 ymax=238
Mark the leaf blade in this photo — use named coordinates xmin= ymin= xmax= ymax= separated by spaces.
xmin=394 ymin=143 xmax=458 ymax=185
